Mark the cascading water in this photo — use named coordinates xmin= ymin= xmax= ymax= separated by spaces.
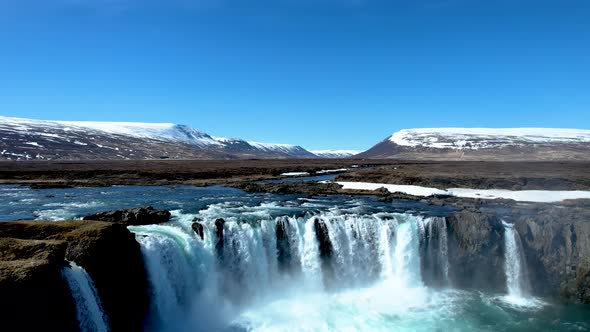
xmin=502 ymin=220 xmax=531 ymax=304
xmin=129 ymin=206 xmax=437 ymax=331
xmin=129 ymin=224 xmax=224 ymax=331
xmin=62 ymin=262 xmax=109 ymax=332
xmin=123 ymin=199 xmax=558 ymax=332
xmin=417 ymin=217 xmax=450 ymax=286
xmin=4 ymin=185 xmax=585 ymax=331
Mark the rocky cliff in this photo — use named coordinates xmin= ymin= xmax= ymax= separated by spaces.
xmin=437 ymin=200 xmax=590 ymax=303
xmin=0 ymin=221 xmax=150 ymax=332
xmin=1 ymin=199 xmax=589 ymax=332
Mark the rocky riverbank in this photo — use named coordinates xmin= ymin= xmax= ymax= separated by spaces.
xmin=1 ymin=160 xmax=589 ymax=191
xmin=1 ymin=195 xmax=589 ymax=331
xmin=0 ymin=220 xmax=150 ymax=332
xmin=238 ymin=179 xmax=590 ymax=302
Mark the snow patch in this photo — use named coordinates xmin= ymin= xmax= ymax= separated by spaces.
xmin=281 ymin=172 xmax=311 ymax=176
xmin=316 ymin=168 xmax=349 ymax=174
xmin=25 ymin=142 xmax=43 ymax=147
xmin=446 ymin=188 xmax=590 ymax=203
xmin=336 ymin=181 xmax=590 ymax=203
xmin=337 ymin=182 xmax=448 ymax=196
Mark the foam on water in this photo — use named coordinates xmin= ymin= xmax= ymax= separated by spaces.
xmin=500 ymin=220 xmax=545 ymax=309
xmin=129 ymin=206 xmax=492 ymax=331
xmin=1 ymin=185 xmax=584 ymax=331
xmin=62 ymin=262 xmax=109 ymax=332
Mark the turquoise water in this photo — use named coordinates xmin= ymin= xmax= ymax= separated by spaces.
xmin=1 ymin=184 xmax=589 ymax=331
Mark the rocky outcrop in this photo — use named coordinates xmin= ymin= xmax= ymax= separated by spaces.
xmin=275 ymin=217 xmax=295 ymax=274
xmin=215 ymin=218 xmax=225 ymax=257
xmin=236 ymin=181 xmax=344 ymax=195
xmin=313 ymin=218 xmax=335 ymax=287
xmin=29 ymin=183 xmax=75 ymax=189
xmin=446 ymin=210 xmax=506 ymax=292
xmin=443 ymin=199 xmax=590 ymax=303
xmin=511 ymin=203 xmax=590 ymax=303
xmin=83 ymin=206 xmax=171 ymax=225
xmin=192 ymin=221 xmax=205 ymax=240
xmin=0 ymin=221 xmax=150 ymax=332
xmin=0 ymin=238 xmax=78 ymax=332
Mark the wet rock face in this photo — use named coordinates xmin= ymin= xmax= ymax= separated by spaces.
xmin=419 ymin=217 xmax=450 ymax=288
xmin=192 ymin=221 xmax=205 ymax=240
xmin=83 ymin=206 xmax=171 ymax=225
xmin=0 ymin=238 xmax=78 ymax=332
xmin=313 ymin=218 xmax=335 ymax=287
xmin=65 ymin=222 xmax=150 ymax=332
xmin=275 ymin=217 xmax=293 ymax=273
xmin=313 ymin=218 xmax=333 ymax=259
xmin=215 ymin=218 xmax=225 ymax=257
xmin=444 ymin=201 xmax=590 ymax=304
xmin=512 ymin=205 xmax=590 ymax=303
xmin=446 ymin=210 xmax=505 ymax=292
xmin=0 ymin=221 xmax=150 ymax=332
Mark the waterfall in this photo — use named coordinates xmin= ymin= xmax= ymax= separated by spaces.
xmin=129 ymin=209 xmax=431 ymax=331
xmin=502 ymin=220 xmax=530 ymax=301
xmin=301 ymin=217 xmax=323 ymax=288
xmin=62 ymin=262 xmax=109 ymax=332
xmin=391 ymin=216 xmax=422 ymax=286
xmin=130 ymin=225 xmax=218 ymax=330
xmin=417 ymin=217 xmax=450 ymax=286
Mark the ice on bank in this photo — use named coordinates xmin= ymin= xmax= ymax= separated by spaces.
xmin=336 ymin=181 xmax=590 ymax=203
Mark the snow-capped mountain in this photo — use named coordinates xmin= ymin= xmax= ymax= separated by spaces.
xmin=212 ymin=137 xmax=317 ymax=158
xmin=56 ymin=120 xmax=223 ymax=146
xmin=310 ymin=150 xmax=362 ymax=158
xmin=0 ymin=116 xmax=317 ymax=160
xmin=357 ymin=128 xmax=590 ymax=160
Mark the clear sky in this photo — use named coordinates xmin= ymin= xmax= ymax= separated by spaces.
xmin=0 ymin=0 xmax=589 ymax=150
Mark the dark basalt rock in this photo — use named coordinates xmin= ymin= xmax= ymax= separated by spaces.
xmin=419 ymin=217 xmax=450 ymax=288
xmin=192 ymin=221 xmax=205 ymax=240
xmin=511 ymin=204 xmax=590 ymax=303
xmin=236 ymin=181 xmax=344 ymax=195
xmin=275 ymin=217 xmax=301 ymax=274
xmin=446 ymin=210 xmax=505 ymax=292
xmin=0 ymin=238 xmax=78 ymax=332
xmin=30 ymin=183 xmax=75 ymax=189
xmin=0 ymin=220 xmax=150 ymax=332
xmin=313 ymin=217 xmax=335 ymax=287
xmin=313 ymin=218 xmax=332 ymax=259
xmin=442 ymin=199 xmax=590 ymax=303
xmin=374 ymin=187 xmax=390 ymax=194
xmin=83 ymin=206 xmax=171 ymax=225
xmin=379 ymin=192 xmax=424 ymax=202
xmin=215 ymin=218 xmax=225 ymax=256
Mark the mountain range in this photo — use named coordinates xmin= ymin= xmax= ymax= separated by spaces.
xmin=2 ymin=116 xmax=589 ymax=161
xmin=0 ymin=116 xmax=357 ymax=160
xmin=357 ymin=128 xmax=590 ymax=160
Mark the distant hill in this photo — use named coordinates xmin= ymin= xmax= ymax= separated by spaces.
xmin=310 ymin=150 xmax=363 ymax=158
xmin=357 ymin=128 xmax=590 ymax=160
xmin=0 ymin=116 xmax=319 ymax=160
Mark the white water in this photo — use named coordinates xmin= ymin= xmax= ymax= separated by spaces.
xmin=127 ymin=205 xmax=554 ymax=331
xmin=502 ymin=221 xmax=537 ymax=307
xmin=128 ymin=208 xmax=455 ymax=331
xmin=131 ymin=225 xmax=225 ymax=331
xmin=417 ymin=217 xmax=450 ymax=285
xmin=62 ymin=262 xmax=109 ymax=332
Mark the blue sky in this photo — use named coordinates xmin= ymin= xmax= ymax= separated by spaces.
xmin=0 ymin=0 xmax=589 ymax=150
